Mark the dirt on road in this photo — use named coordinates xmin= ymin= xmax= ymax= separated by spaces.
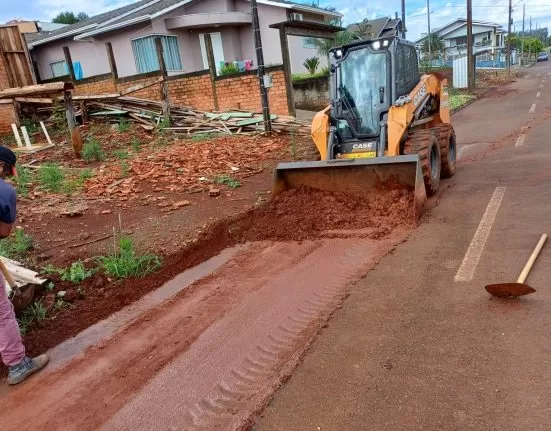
xmin=0 ymin=183 xmax=417 ymax=430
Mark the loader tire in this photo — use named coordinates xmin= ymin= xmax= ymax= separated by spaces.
xmin=403 ymin=130 xmax=441 ymax=196
xmin=433 ymin=123 xmax=456 ymax=179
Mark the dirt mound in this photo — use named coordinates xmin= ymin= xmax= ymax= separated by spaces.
xmin=238 ymin=186 xmax=416 ymax=242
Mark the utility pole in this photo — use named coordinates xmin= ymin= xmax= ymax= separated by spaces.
xmin=426 ymin=0 xmax=431 ymax=63
xmin=521 ymin=3 xmax=525 ymax=62
xmin=401 ymin=0 xmax=406 ymax=38
xmin=530 ymin=16 xmax=532 ymax=33
xmin=467 ymin=0 xmax=474 ymax=90
xmin=507 ymin=0 xmax=512 ymax=78
xmin=250 ymin=0 xmax=271 ymax=133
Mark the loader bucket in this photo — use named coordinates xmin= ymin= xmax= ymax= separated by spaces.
xmin=273 ymin=155 xmax=427 ymax=220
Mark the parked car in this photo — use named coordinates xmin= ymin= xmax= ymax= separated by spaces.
xmin=537 ymin=52 xmax=549 ymax=62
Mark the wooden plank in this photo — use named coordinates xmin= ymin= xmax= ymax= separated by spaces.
xmin=0 ymin=82 xmax=72 ymax=98
xmin=11 ymin=124 xmax=22 ymax=147
xmin=105 ymin=42 xmax=118 ymax=82
xmin=204 ymin=33 xmax=219 ymax=111
xmin=119 ymin=78 xmax=163 ymax=97
xmin=12 ymin=143 xmax=55 ymax=154
xmin=64 ymin=90 xmax=83 ymax=158
xmin=235 ymin=115 xmax=278 ymax=126
xmin=63 ymin=46 xmax=76 ymax=82
xmin=40 ymin=121 xmax=53 ymax=146
xmin=14 ymin=97 xmax=53 ymax=104
xmin=279 ymin=27 xmax=295 ymax=117
xmin=90 ymin=110 xmax=128 ymax=116
xmin=155 ymin=37 xmax=170 ymax=125
xmin=71 ymin=93 xmax=120 ymax=100
xmin=20 ymin=126 xmax=32 ymax=148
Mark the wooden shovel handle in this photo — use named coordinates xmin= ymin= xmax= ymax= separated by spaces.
xmin=517 ymin=234 xmax=548 ymax=283
xmin=0 ymin=258 xmax=17 ymax=289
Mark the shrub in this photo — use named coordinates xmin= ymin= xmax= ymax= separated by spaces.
xmin=38 ymin=164 xmax=64 ymax=192
xmin=97 ymin=236 xmax=161 ymax=279
xmin=303 ymin=56 xmax=320 ymax=74
xmin=220 ymin=63 xmax=240 ymax=76
xmin=82 ymin=139 xmax=104 ymax=163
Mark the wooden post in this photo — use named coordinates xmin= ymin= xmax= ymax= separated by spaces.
xmin=64 ymin=90 xmax=83 ymax=157
xmin=279 ymin=27 xmax=295 ymax=117
xmin=105 ymin=42 xmax=118 ymax=83
xmin=63 ymin=46 xmax=76 ymax=82
xmin=155 ymin=37 xmax=171 ymax=125
xmin=204 ymin=34 xmax=219 ymax=111
xmin=251 ymin=0 xmax=272 ymax=132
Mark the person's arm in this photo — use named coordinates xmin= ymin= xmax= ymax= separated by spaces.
xmin=0 ymin=184 xmax=16 ymax=239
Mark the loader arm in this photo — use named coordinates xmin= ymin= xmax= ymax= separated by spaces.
xmin=387 ymin=73 xmax=450 ymax=156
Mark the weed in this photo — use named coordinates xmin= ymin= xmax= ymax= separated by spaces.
xmin=13 ymin=166 xmax=33 ymax=197
xmin=17 ymin=300 xmax=47 ymax=336
xmin=98 ymin=236 xmax=161 ymax=279
xmin=131 ymin=137 xmax=141 ymax=153
xmin=0 ymin=229 xmax=33 ymax=259
xmin=46 ymin=281 xmax=55 ymax=292
xmin=215 ymin=174 xmax=241 ymax=189
xmin=158 ymin=117 xmax=171 ymax=130
xmin=43 ymin=264 xmax=61 ymax=275
xmin=55 ymin=298 xmax=70 ymax=310
xmin=114 ymin=150 xmax=129 ymax=160
xmin=82 ymin=139 xmax=105 ymax=163
xmin=118 ymin=117 xmax=131 ymax=133
xmin=38 ymin=163 xmax=65 ymax=192
xmin=60 ymin=260 xmax=95 ymax=283
xmin=120 ymin=161 xmax=130 ymax=178
xmin=60 ymin=168 xmax=94 ymax=195
xmin=191 ymin=133 xmax=215 ymax=142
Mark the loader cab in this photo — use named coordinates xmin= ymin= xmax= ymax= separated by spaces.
xmin=328 ymin=38 xmax=419 ymax=158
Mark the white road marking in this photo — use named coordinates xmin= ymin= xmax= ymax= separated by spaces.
xmin=515 ymin=134 xmax=526 ymax=148
xmin=537 ymin=91 xmax=541 ymax=97
xmin=530 ymin=104 xmax=537 ymax=113
xmin=455 ymin=187 xmax=507 ymax=282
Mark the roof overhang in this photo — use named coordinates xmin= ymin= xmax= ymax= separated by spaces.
xmin=75 ymin=16 xmax=151 ymax=39
xmin=29 ymin=24 xmax=98 ymax=47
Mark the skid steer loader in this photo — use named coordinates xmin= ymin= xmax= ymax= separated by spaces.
xmin=273 ymin=34 xmax=456 ymax=217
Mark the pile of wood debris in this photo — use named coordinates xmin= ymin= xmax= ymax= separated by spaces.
xmin=79 ymin=95 xmax=311 ymax=136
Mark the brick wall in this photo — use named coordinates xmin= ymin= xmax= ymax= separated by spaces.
xmin=70 ymin=66 xmax=289 ymax=116
xmin=0 ymin=102 xmax=17 ymax=134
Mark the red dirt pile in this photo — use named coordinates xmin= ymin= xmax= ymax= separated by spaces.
xmin=238 ymin=186 xmax=416 ymax=242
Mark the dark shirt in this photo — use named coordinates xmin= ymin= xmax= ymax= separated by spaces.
xmin=0 ymin=179 xmax=16 ymax=224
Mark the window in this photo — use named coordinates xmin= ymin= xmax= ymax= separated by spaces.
xmin=50 ymin=60 xmax=67 ymax=77
xmin=303 ymin=37 xmax=317 ymax=49
xmin=131 ymin=35 xmax=182 ymax=74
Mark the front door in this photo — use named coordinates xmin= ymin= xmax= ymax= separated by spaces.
xmin=199 ymin=32 xmax=224 ymax=75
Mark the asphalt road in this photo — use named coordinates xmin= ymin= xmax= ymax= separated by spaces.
xmin=256 ymin=64 xmax=551 ymax=430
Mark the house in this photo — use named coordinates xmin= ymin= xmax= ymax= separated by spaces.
xmin=24 ymin=0 xmax=342 ymax=81
xmin=6 ymin=20 xmax=67 ymax=34
xmin=414 ymin=19 xmax=505 ymax=59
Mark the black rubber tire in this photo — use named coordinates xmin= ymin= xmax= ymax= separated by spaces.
xmin=403 ymin=130 xmax=441 ymax=196
xmin=433 ymin=123 xmax=457 ymax=179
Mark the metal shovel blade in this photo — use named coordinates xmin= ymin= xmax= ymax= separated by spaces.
xmin=485 ymin=282 xmax=536 ymax=298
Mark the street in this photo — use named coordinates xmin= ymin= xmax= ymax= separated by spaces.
xmin=257 ymin=64 xmax=551 ymax=430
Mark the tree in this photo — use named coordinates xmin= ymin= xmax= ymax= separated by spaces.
xmin=349 ymin=19 xmax=374 ymax=40
xmin=421 ymin=34 xmax=445 ymax=60
xmin=52 ymin=11 xmax=89 ymax=24
xmin=306 ymin=31 xmax=353 ymax=57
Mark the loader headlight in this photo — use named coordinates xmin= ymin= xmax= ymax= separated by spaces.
xmin=383 ymin=39 xmax=389 ymax=47
xmin=334 ymin=49 xmax=343 ymax=59
xmin=372 ymin=41 xmax=381 ymax=50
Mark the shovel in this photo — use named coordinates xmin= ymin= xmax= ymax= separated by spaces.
xmin=485 ymin=233 xmax=547 ymax=298
xmin=0 ymin=258 xmax=39 ymax=313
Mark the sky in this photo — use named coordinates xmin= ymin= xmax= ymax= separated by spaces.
xmin=1 ymin=0 xmax=551 ymax=42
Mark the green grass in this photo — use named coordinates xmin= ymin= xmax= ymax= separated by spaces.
xmin=449 ymin=91 xmax=475 ymax=111
xmin=119 ymin=161 xmax=130 ymax=179
xmin=38 ymin=163 xmax=65 ymax=192
xmin=97 ymin=236 xmax=161 ymax=279
xmin=292 ymin=70 xmax=329 ymax=82
xmin=131 ymin=137 xmax=141 ymax=153
xmin=60 ymin=260 xmax=95 ymax=283
xmin=82 ymin=139 xmax=105 ymax=163
xmin=17 ymin=300 xmax=47 ymax=336
xmin=118 ymin=118 xmax=131 ymax=133
xmin=191 ymin=133 xmax=217 ymax=142
xmin=13 ymin=166 xmax=33 ymax=197
xmin=215 ymin=174 xmax=241 ymax=189
xmin=114 ymin=150 xmax=129 ymax=160
xmin=0 ymin=229 xmax=33 ymax=259
xmin=60 ymin=168 xmax=94 ymax=195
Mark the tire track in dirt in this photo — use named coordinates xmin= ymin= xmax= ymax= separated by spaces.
xmin=100 ymin=236 xmax=406 ymax=431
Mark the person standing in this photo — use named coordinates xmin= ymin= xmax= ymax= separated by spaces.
xmin=0 ymin=147 xmax=48 ymax=385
